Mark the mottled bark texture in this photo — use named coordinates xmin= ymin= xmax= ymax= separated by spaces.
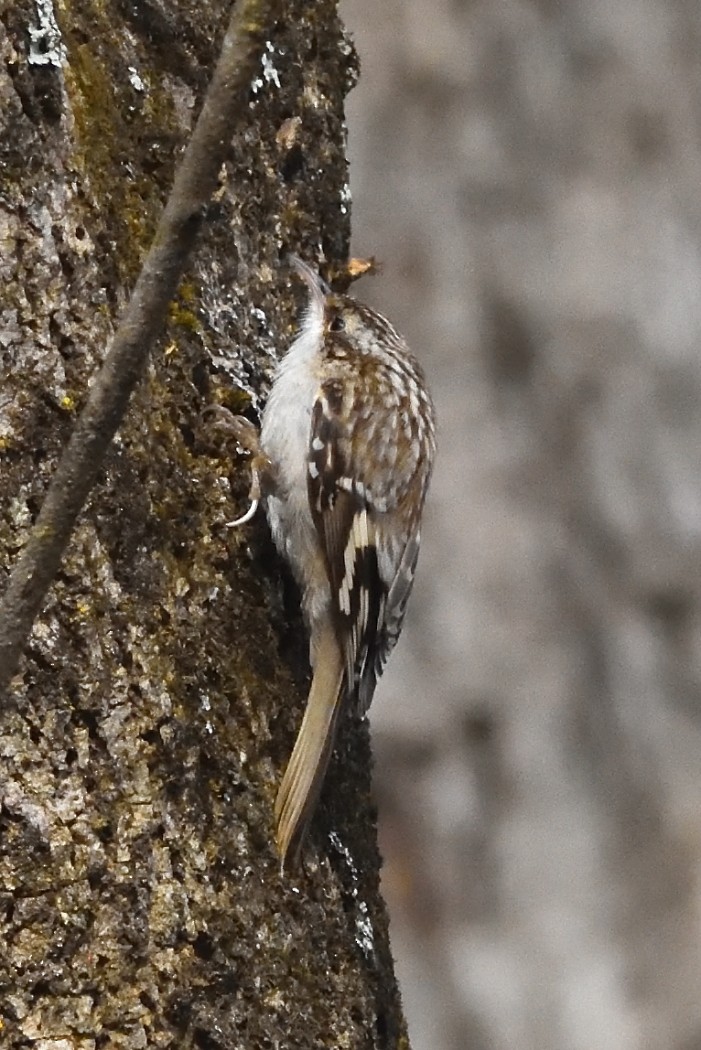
xmin=343 ymin=2 xmax=701 ymax=1050
xmin=0 ymin=2 xmax=408 ymax=1047
xmin=0 ymin=0 xmax=286 ymax=694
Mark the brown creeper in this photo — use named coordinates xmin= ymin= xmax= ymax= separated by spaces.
xmin=235 ymin=257 xmax=436 ymax=864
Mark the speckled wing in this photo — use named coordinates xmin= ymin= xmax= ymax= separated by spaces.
xmin=307 ymin=378 xmax=421 ymax=714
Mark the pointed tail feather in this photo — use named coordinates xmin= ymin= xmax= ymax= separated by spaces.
xmin=275 ymin=623 xmax=345 ymax=866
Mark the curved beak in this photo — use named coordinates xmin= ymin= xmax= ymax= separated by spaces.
xmin=286 ymin=254 xmax=331 ymax=307
xmin=286 ymin=254 xmax=330 ymax=336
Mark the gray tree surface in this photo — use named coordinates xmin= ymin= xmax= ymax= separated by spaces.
xmin=344 ymin=2 xmax=701 ymax=1049
xmin=0 ymin=2 xmax=408 ymax=1046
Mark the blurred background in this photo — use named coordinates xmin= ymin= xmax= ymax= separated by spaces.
xmin=340 ymin=2 xmax=701 ymax=1048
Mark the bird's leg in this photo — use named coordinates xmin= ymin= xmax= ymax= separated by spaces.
xmin=202 ymin=405 xmax=274 ymax=526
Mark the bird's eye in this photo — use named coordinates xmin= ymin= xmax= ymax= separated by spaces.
xmin=328 ymin=314 xmax=346 ymax=333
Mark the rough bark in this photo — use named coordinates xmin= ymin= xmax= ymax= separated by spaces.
xmin=0 ymin=2 xmax=408 ymax=1047
xmin=343 ymin=2 xmax=701 ymax=1049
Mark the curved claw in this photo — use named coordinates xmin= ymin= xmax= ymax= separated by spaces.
xmin=226 ymin=498 xmax=259 ymax=528
xmin=202 ymin=404 xmax=273 ymax=527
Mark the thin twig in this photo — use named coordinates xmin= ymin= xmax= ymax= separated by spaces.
xmin=0 ymin=0 xmax=283 ymax=699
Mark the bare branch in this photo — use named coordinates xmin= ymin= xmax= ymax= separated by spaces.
xmin=0 ymin=0 xmax=283 ymax=699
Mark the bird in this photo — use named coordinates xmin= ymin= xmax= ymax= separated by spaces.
xmin=228 ymin=255 xmax=436 ymax=865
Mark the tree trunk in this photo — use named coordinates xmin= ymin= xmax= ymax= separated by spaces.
xmin=0 ymin=2 xmax=407 ymax=1046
